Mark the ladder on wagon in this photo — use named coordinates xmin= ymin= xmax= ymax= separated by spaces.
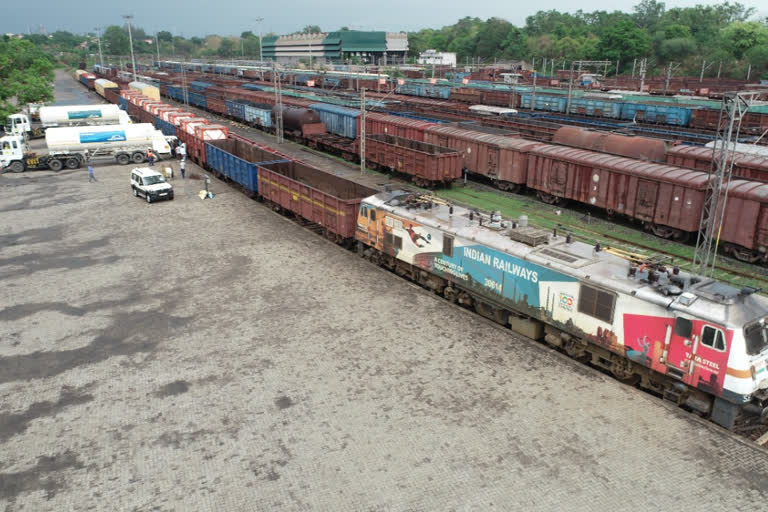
xmin=692 ymin=91 xmax=763 ymax=277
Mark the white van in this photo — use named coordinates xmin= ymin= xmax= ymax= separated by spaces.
xmin=130 ymin=167 xmax=174 ymax=203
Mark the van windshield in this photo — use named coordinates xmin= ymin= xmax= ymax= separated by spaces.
xmin=143 ymin=175 xmax=165 ymax=185
xmin=744 ymin=320 xmax=768 ymax=356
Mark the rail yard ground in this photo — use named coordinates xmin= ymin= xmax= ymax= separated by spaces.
xmin=3 ymin=71 xmax=768 ymax=511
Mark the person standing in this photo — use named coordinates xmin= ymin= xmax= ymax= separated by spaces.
xmin=147 ymin=149 xmax=155 ymax=167
xmin=180 ymin=157 xmax=186 ymax=179
xmin=88 ymin=165 xmax=97 ymax=182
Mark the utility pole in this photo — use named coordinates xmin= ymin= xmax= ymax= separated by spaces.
xmin=639 ymin=58 xmax=647 ymax=92
xmin=700 ymin=60 xmax=706 ymax=83
xmin=747 ymin=64 xmax=752 ymax=81
xmin=123 ymin=15 xmax=137 ymax=82
xmin=717 ymin=61 xmax=722 ymax=79
xmin=255 ymin=17 xmax=264 ymax=62
xmin=692 ymin=91 xmax=762 ymax=277
xmin=273 ymin=62 xmax=284 ymax=143
xmin=632 ymin=58 xmax=637 ymax=78
xmin=360 ymin=87 xmax=366 ymax=175
xmin=566 ymin=61 xmax=575 ymax=114
xmin=663 ymin=62 xmax=680 ymax=94
xmin=94 ymin=27 xmax=104 ymax=67
xmin=531 ymin=67 xmax=537 ymax=111
xmin=155 ymin=33 xmax=161 ymax=63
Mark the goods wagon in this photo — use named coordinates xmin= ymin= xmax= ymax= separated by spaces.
xmin=364 ymin=113 xmax=435 ymax=141
xmin=272 ymin=106 xmax=326 ymax=137
xmin=257 ymin=160 xmax=377 ymax=243
xmin=225 ymin=100 xmax=273 ymax=128
xmin=205 ymin=138 xmax=289 ymax=196
xmin=449 ymin=87 xmax=484 ymax=103
xmin=365 ymin=134 xmax=463 ymax=187
xmin=620 ymin=102 xmax=694 ymax=126
xmin=309 ymin=103 xmax=360 ymax=139
xmin=129 ymin=81 xmax=160 ymax=101
xmin=396 ymin=83 xmax=452 ymax=99
xmin=188 ymin=91 xmax=207 ymax=109
xmin=519 ymin=93 xmax=568 ymax=113
xmin=480 ymin=90 xmax=520 ymax=108
xmin=567 ymin=97 xmax=623 ymax=119
xmin=525 ymin=145 xmax=707 ymax=240
xmin=553 ymin=126 xmax=667 ymax=162
xmin=167 ymin=86 xmax=189 ymax=103
xmin=94 ymin=79 xmax=119 ymax=97
xmin=189 ymin=81 xmax=215 ymax=92
xmin=154 ymin=116 xmax=177 ymax=137
xmin=424 ymin=125 xmax=540 ymax=191
xmin=206 ymin=96 xmax=227 ymax=114
xmin=666 ymin=144 xmax=768 ymax=182
xmin=718 ymin=180 xmax=768 ymax=262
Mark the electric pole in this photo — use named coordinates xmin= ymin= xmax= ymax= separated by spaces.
xmin=273 ymin=62 xmax=284 ymax=143
xmin=692 ymin=91 xmax=763 ymax=277
xmin=94 ymin=27 xmax=104 ymax=67
xmin=360 ymin=87 xmax=366 ymax=175
xmin=123 ymin=15 xmax=137 ymax=82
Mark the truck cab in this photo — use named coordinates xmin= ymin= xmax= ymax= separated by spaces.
xmin=0 ymin=135 xmax=25 ymax=172
xmin=4 ymin=114 xmax=30 ymax=137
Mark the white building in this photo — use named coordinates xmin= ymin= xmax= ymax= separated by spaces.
xmin=417 ymin=50 xmax=456 ymax=67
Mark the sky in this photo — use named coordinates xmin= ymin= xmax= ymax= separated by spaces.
xmin=4 ymin=0 xmax=767 ymax=37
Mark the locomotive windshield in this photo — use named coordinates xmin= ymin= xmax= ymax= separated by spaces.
xmin=744 ymin=320 xmax=768 ymax=356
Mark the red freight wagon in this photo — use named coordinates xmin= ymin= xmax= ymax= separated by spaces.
xmin=526 ymin=145 xmax=708 ymax=239
xmin=205 ymin=96 xmax=227 ymax=114
xmin=424 ymin=125 xmax=540 ymax=191
xmin=167 ymin=112 xmax=196 ymax=127
xmin=665 ymin=145 xmax=713 ymax=171
xmin=365 ymin=134 xmax=463 ymax=187
xmin=364 ymin=113 xmax=434 ymax=141
xmin=719 ymin=180 xmax=768 ymax=261
xmin=257 ymin=160 xmax=377 ymax=243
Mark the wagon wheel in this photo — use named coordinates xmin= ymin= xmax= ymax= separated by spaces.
xmin=537 ymin=191 xmax=561 ymax=205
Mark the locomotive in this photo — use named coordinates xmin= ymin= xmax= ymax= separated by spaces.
xmin=355 ymin=190 xmax=768 ymax=429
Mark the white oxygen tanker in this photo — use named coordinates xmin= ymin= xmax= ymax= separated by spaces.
xmin=1 ymin=123 xmax=174 ymax=173
xmin=4 ymin=104 xmax=131 ymax=139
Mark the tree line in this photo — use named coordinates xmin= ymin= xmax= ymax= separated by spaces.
xmin=407 ymin=1 xmax=768 ymax=78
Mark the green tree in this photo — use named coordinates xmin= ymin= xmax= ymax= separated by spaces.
xmin=217 ymin=38 xmax=235 ymax=57
xmin=632 ymin=0 xmax=666 ymax=29
xmin=659 ymin=37 xmax=697 ymax=60
xmin=501 ymin=27 xmax=528 ymax=59
xmin=103 ymin=25 xmax=129 ymax=55
xmin=597 ymin=19 xmax=651 ymax=61
xmin=157 ymin=31 xmax=173 ymax=42
xmin=720 ymin=21 xmax=768 ymax=59
xmin=302 ymin=25 xmax=322 ymax=34
xmin=474 ymin=18 xmax=513 ymax=59
xmin=0 ymin=39 xmax=54 ymax=120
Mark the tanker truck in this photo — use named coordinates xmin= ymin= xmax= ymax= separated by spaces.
xmin=0 ymin=123 xmax=174 ymax=173
xmin=4 ymin=104 xmax=131 ymax=139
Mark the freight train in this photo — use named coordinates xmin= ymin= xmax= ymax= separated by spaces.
xmin=88 ymin=70 xmax=768 ymax=266
xmin=149 ymin=60 xmax=768 ymax=135
xmin=73 ymin=70 xmax=768 ymax=429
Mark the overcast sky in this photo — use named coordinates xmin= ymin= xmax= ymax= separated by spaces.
xmin=4 ymin=0 xmax=766 ymax=36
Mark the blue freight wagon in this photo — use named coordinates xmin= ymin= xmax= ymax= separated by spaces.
xmin=190 ymin=81 xmax=215 ymax=92
xmin=205 ymin=142 xmax=290 ymax=194
xmin=309 ymin=103 xmax=360 ymax=139
xmin=154 ymin=116 xmax=177 ymax=137
xmin=519 ymin=93 xmax=568 ymax=113
xmin=620 ymin=102 xmax=694 ymax=126
xmin=568 ymin=97 xmax=623 ymax=119
xmin=226 ymin=100 xmax=273 ymax=128
xmin=167 ymin=86 xmax=189 ymax=103
xmin=241 ymin=83 xmax=266 ymax=91
xmin=188 ymin=92 xmax=207 ymax=109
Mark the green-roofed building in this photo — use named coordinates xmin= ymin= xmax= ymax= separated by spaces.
xmin=262 ymin=31 xmax=408 ymax=65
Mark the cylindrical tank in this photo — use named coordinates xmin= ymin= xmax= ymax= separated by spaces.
xmin=40 ymin=104 xmax=125 ymax=127
xmin=272 ymin=106 xmax=321 ymax=133
xmin=552 ymin=126 xmax=667 ymax=163
xmin=45 ymin=123 xmax=161 ymax=151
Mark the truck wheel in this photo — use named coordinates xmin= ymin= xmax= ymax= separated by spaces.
xmin=133 ymin=188 xmax=138 ymax=197
xmin=132 ymin=152 xmax=146 ymax=164
xmin=48 ymin=159 xmax=63 ymax=172
xmin=116 ymin=154 xmax=130 ymax=165
xmin=7 ymin=161 xmax=25 ymax=173
xmin=146 ymin=193 xmax=152 ymax=204
xmin=65 ymin=158 xmax=79 ymax=169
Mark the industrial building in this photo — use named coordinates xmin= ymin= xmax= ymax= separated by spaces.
xmin=417 ymin=50 xmax=457 ymax=67
xmin=262 ymin=31 xmax=408 ymax=65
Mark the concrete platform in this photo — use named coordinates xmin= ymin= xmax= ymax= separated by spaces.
xmin=1 ymin=71 xmax=768 ymax=512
